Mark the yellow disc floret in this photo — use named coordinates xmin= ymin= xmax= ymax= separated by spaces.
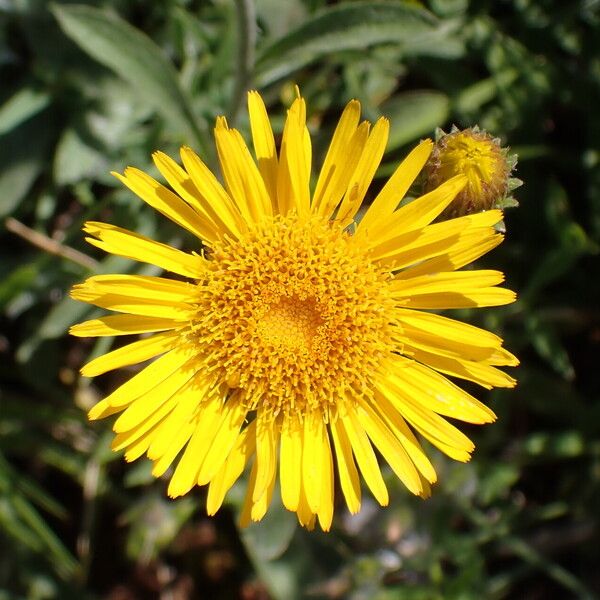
xmin=192 ymin=215 xmax=394 ymax=421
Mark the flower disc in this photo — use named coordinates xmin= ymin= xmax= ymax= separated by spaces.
xmin=196 ymin=215 xmax=393 ymax=420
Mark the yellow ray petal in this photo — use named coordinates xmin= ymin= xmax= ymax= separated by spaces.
xmin=387 ymin=357 xmax=497 ymax=424
xmin=373 ymin=390 xmax=437 ymax=484
xmin=80 ymin=330 xmax=180 ymax=377
xmin=112 ymin=396 xmax=178 ymax=453
xmin=113 ymin=167 xmax=219 ymax=243
xmin=84 ymin=399 xmax=121 ymax=421
xmin=168 ymin=395 xmax=224 ymax=497
xmin=410 ymin=422 xmax=473 ymax=463
xmin=316 ymin=432 xmax=334 ymax=532
xmin=276 ymin=137 xmax=292 ymax=215
xmin=88 ymin=344 xmax=198 ymax=418
xmin=197 ymin=395 xmax=249 ymax=485
xmin=391 ymin=320 xmax=506 ymax=364
xmin=378 ymin=377 xmax=476 ymax=451
xmin=336 ymin=117 xmax=389 ymax=226
xmin=179 ymin=145 xmax=246 ymax=237
xmin=231 ymin=127 xmax=274 ymax=218
xmin=253 ymin=417 xmax=278 ymax=503
xmin=372 ymin=221 xmax=466 ymax=270
xmin=239 ymin=460 xmax=258 ymax=528
xmin=151 ymin=421 xmax=195 ymax=477
xmin=70 ymin=275 xmax=195 ymax=318
xmin=123 ymin=435 xmax=157 ymax=462
xmin=284 ymin=98 xmax=311 ymax=217
xmin=248 ymin=90 xmax=278 ymax=207
xmin=71 ymin=273 xmax=194 ymax=300
xmin=450 ymin=207 xmax=504 ymax=229
xmin=392 ymin=269 xmax=505 ymax=294
xmin=359 ymin=139 xmax=433 ymax=233
xmin=280 ymin=418 xmax=303 ymax=511
xmin=214 ymin=117 xmax=252 ymax=222
xmin=304 ymin=125 xmax=312 ymax=181
xmin=113 ymin=356 xmax=200 ymax=433
xmin=371 ymin=216 xmax=465 ymax=258
xmin=367 ymin=175 xmax=467 ymax=240
xmin=330 ymin=416 xmax=361 ymax=514
xmin=121 ymin=416 xmax=167 ymax=462
xmin=250 ymin=455 xmax=277 ymax=523
xmin=152 ymin=150 xmax=244 ymax=240
xmin=151 ymin=150 xmax=226 ymax=230
xmin=72 ymin=295 xmax=190 ymax=319
xmin=312 ymin=99 xmax=361 ymax=216
xmin=394 ymin=308 xmax=506 ymax=353
xmin=487 ymin=346 xmax=520 ymax=367
xmin=302 ymin=411 xmax=325 ymax=513
xmin=147 ymin=376 xmax=215 ymax=460
xmin=70 ymin=314 xmax=183 ymax=338
xmin=403 ymin=344 xmax=516 ymax=389
xmin=316 ymin=121 xmax=370 ymax=220
xmin=339 ymin=402 xmax=389 ymax=506
xmin=207 ymin=421 xmax=256 ymax=515
xmin=72 ymin=274 xmax=196 ymax=298
xmin=83 ymin=221 xmax=206 ymax=278
xmin=277 ymin=97 xmax=311 ymax=217
xmin=370 ymin=210 xmax=503 ymax=270
xmin=214 ymin=117 xmax=271 ymax=223
xmin=418 ymin=476 xmax=432 ymax=499
xmin=400 ymin=231 xmax=504 ymax=277
xmin=296 ymin=476 xmax=316 ymax=530
xmin=396 ymin=287 xmax=517 ymax=309
xmin=356 ymin=398 xmax=423 ymax=496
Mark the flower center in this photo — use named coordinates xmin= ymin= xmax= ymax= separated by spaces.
xmin=256 ymin=296 xmax=323 ymax=354
xmin=193 ymin=215 xmax=394 ymax=420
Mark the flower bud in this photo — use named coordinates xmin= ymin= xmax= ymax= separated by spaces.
xmin=423 ymin=127 xmax=520 ymax=219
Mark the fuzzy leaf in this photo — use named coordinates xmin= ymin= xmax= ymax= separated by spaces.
xmin=52 ymin=4 xmax=207 ymax=151
xmin=255 ymin=1 xmax=463 ymax=85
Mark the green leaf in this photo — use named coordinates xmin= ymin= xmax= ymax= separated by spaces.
xmin=241 ymin=496 xmax=307 ymax=600
xmin=123 ymin=494 xmax=196 ymax=561
xmin=0 ymin=263 xmax=39 ymax=310
xmin=525 ymin=314 xmax=575 ymax=381
xmin=477 ymin=463 xmax=519 ymax=505
xmin=524 ymin=431 xmax=585 ymax=458
xmin=53 ymin=127 xmax=107 ymax=186
xmin=242 ymin=499 xmax=297 ymax=562
xmin=454 ymin=70 xmax=518 ymax=115
xmin=11 ymin=494 xmax=78 ymax=579
xmin=0 ymin=452 xmax=78 ymax=580
xmin=381 ymin=90 xmax=449 ymax=151
xmin=0 ymin=452 xmax=66 ymax=520
xmin=0 ymin=112 xmax=54 ymax=218
xmin=52 ymin=4 xmax=208 ymax=154
xmin=255 ymin=1 xmax=463 ymax=85
xmin=35 ymin=254 xmax=145 ymax=341
xmin=0 ymin=88 xmax=51 ymax=136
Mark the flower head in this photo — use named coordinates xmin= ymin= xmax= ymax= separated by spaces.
xmin=70 ymin=91 xmax=518 ymax=531
xmin=423 ymin=127 xmax=519 ymax=218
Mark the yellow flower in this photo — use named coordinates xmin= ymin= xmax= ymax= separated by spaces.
xmin=70 ymin=91 xmax=518 ymax=531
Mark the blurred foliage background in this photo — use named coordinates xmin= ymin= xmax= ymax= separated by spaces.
xmin=1 ymin=0 xmax=599 ymax=598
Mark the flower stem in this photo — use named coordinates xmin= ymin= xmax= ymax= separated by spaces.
xmin=5 ymin=217 xmax=98 ymax=270
xmin=228 ymin=0 xmax=257 ymax=126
